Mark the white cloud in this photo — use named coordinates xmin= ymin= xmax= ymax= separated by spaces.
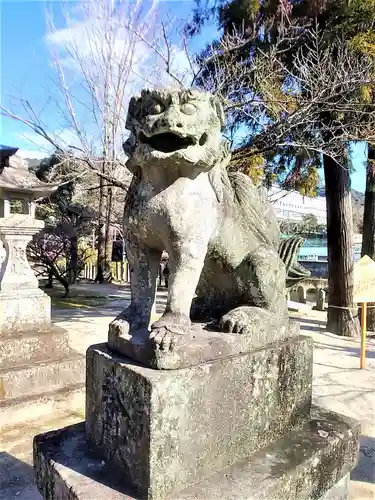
xmin=41 ymin=0 xmax=195 ymax=156
xmin=45 ymin=0 xmax=192 ymax=88
xmin=17 ymin=149 xmax=47 ymax=160
xmin=17 ymin=131 xmax=53 ymax=154
xmin=17 ymin=128 xmax=83 ymax=156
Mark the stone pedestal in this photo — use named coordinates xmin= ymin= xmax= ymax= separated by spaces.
xmin=86 ymin=338 xmax=312 ymax=498
xmin=33 ymin=328 xmax=360 ymax=500
xmin=0 ymin=215 xmax=85 ymax=426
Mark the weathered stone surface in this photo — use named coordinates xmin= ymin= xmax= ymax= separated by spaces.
xmin=109 ymin=88 xmax=310 ymax=362
xmin=321 ymin=475 xmax=348 ymax=500
xmin=108 ymin=320 xmax=298 ymax=370
xmin=0 ymin=217 xmax=45 ymax=292
xmin=0 ymin=219 xmax=51 ymax=332
xmin=0 ymin=353 xmax=85 ymax=401
xmin=0 ymin=383 xmax=84 ymax=430
xmin=85 ymin=336 xmax=313 ymax=499
xmin=0 ymin=289 xmax=51 ymax=332
xmin=33 ymin=407 xmax=359 ymax=500
xmin=313 ymin=289 xmax=326 ymax=312
xmin=0 ymin=324 xmax=69 ymax=369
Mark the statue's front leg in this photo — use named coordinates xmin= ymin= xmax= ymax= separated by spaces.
xmin=150 ymin=238 xmax=208 ymax=351
xmin=109 ymin=234 xmax=160 ymax=337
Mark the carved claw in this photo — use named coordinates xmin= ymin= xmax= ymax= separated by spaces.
xmin=109 ymin=314 xmax=132 ymax=337
xmin=219 ymin=306 xmax=281 ymax=335
xmin=109 ymin=305 xmax=147 ymax=337
xmin=149 ymin=328 xmax=182 ymax=351
xmin=219 ymin=307 xmax=254 ymax=334
xmin=150 ymin=312 xmax=191 ymax=351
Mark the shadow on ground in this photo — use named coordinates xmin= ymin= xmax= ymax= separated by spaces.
xmin=0 ymin=452 xmax=42 ymax=500
xmin=35 ymin=422 xmax=138 ymax=498
xmin=351 ymin=435 xmax=375 ymax=484
xmin=314 ymin=341 xmax=375 ymax=359
xmin=289 ymin=316 xmax=327 ymax=333
xmin=51 ymin=286 xmax=168 ymax=323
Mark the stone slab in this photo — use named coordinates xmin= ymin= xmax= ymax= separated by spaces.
xmin=33 ymin=407 xmax=359 ymax=500
xmin=0 ymin=383 xmax=85 ymax=430
xmin=0 ymin=289 xmax=51 ymax=332
xmin=0 ymin=324 xmax=71 ymax=369
xmin=0 ymin=353 xmax=85 ymax=401
xmin=85 ymin=336 xmax=313 ymax=499
xmin=320 ymin=475 xmax=348 ymax=500
xmin=108 ymin=320 xmax=298 ymax=370
xmin=288 ymin=300 xmax=312 ymax=312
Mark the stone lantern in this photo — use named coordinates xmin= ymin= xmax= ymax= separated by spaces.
xmin=0 ymin=145 xmax=58 ymax=331
xmin=0 ymin=146 xmax=85 ymax=428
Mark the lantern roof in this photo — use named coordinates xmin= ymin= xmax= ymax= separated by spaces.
xmin=0 ymin=144 xmax=19 ymax=159
xmin=0 ymin=145 xmax=59 ymax=197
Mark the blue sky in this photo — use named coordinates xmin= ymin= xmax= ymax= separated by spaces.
xmin=0 ymin=0 xmax=367 ymax=192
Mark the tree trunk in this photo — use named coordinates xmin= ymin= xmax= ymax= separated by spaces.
xmin=68 ymin=234 xmax=78 ymax=284
xmin=95 ymin=174 xmax=106 ymax=283
xmin=49 ymin=262 xmax=70 ymax=298
xmin=361 ymin=144 xmax=375 ymax=331
xmin=45 ymin=269 xmax=53 ymax=288
xmin=103 ymin=186 xmax=114 ymax=282
xmin=324 ymin=154 xmax=360 ymax=337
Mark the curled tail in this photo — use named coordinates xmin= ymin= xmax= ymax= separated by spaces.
xmin=278 ymin=236 xmax=311 ymax=289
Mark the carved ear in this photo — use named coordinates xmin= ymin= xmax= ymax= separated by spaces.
xmin=210 ymin=96 xmax=225 ymax=130
xmin=125 ymin=94 xmax=142 ymax=133
xmin=123 ymin=134 xmax=136 ymax=157
xmin=124 ymin=156 xmax=142 ymax=179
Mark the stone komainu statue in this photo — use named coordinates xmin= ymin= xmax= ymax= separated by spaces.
xmin=110 ymin=88 xmax=310 ymax=351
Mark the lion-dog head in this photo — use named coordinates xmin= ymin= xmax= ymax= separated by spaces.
xmin=124 ymin=88 xmax=228 ymax=173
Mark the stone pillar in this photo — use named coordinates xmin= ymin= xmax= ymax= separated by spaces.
xmin=298 ymin=285 xmax=307 ymax=304
xmin=315 ymin=289 xmax=326 ymax=311
xmin=0 ymin=214 xmax=51 ymax=331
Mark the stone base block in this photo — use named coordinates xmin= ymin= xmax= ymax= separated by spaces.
xmin=86 ymin=337 xmax=313 ymax=499
xmin=33 ymin=407 xmax=359 ymax=500
xmin=108 ymin=320 xmax=298 ymax=370
xmin=0 ymin=324 xmax=70 ymax=369
xmin=0 ymin=353 xmax=85 ymax=402
xmin=0 ymin=289 xmax=51 ymax=332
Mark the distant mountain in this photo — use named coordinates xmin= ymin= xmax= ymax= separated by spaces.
xmin=352 ymin=189 xmax=365 ymax=233
xmin=352 ymin=189 xmax=365 ymax=206
xmin=25 ymin=157 xmax=44 ymax=170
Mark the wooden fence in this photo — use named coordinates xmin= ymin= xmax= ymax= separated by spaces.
xmin=81 ymin=261 xmax=130 ymax=282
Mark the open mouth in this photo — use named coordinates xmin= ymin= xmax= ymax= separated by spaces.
xmin=139 ymin=132 xmax=207 ymax=153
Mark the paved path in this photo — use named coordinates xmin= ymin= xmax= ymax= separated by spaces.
xmin=1 ymin=284 xmax=374 ymax=499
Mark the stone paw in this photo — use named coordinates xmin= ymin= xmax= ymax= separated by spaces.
xmin=109 ymin=315 xmax=132 ymax=337
xmin=219 ymin=306 xmax=256 ymax=334
xmin=108 ymin=306 xmax=145 ymax=337
xmin=150 ymin=313 xmax=191 ymax=351
xmin=149 ymin=328 xmax=184 ymax=352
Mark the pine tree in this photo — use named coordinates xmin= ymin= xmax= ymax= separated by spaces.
xmin=189 ymin=0 xmax=375 ymax=335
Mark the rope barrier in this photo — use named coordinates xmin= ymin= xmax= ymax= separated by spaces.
xmin=327 ymin=304 xmax=375 ymax=310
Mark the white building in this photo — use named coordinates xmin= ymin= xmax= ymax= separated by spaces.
xmin=268 ymin=185 xmax=326 ymax=224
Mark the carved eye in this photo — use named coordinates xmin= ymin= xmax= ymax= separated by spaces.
xmin=180 ymin=102 xmax=197 ymax=115
xmin=148 ymin=102 xmax=165 ymax=115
